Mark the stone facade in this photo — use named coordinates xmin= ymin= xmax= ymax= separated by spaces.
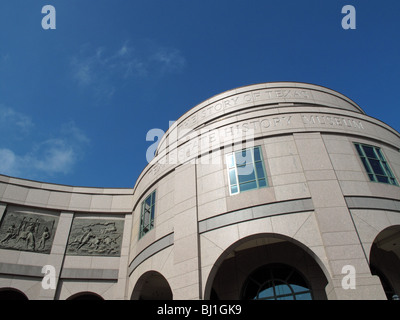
xmin=0 ymin=82 xmax=399 ymax=300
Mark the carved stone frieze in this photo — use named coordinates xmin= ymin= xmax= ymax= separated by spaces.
xmin=66 ymin=219 xmax=124 ymax=256
xmin=0 ymin=209 xmax=58 ymax=254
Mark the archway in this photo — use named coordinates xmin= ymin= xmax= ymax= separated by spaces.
xmin=131 ymin=271 xmax=173 ymax=300
xmin=0 ymin=288 xmax=28 ymax=300
xmin=370 ymin=225 xmax=400 ymax=300
xmin=205 ymin=234 xmax=329 ymax=300
xmin=67 ymin=292 xmax=104 ymax=300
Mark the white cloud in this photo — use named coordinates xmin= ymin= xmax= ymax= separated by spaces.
xmin=0 ymin=109 xmax=89 ymax=180
xmin=0 ymin=148 xmax=18 ymax=176
xmin=0 ymin=104 xmax=34 ymax=134
xmin=70 ymin=41 xmax=186 ymax=98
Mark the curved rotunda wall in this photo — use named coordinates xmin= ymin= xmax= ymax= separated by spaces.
xmin=129 ymin=82 xmax=400 ymax=300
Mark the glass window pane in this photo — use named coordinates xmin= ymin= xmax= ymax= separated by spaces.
xmin=258 ymin=286 xmax=274 ymax=299
xmin=369 ymin=159 xmax=385 ymax=175
xmin=376 ymin=148 xmax=386 ymax=161
xmin=239 ymin=180 xmax=257 ymax=192
xmin=361 ymin=158 xmax=372 ymax=173
xmin=236 ymin=150 xmax=252 ymax=166
xmin=226 ymin=154 xmax=235 ymax=168
xmin=255 ymin=162 xmax=265 ymax=179
xmin=258 ymin=179 xmax=267 ymax=188
xmin=254 ymin=147 xmax=262 ymax=162
xmin=355 ymin=143 xmax=363 ymax=156
xmin=376 ymin=175 xmax=389 ymax=183
xmin=295 ymin=292 xmax=312 ymax=300
xmin=363 ymin=145 xmax=378 ymax=159
xmin=275 ymin=283 xmax=292 ymax=297
xmin=383 ymin=163 xmax=395 ymax=178
xmin=145 ymin=196 xmax=151 ymax=206
xmin=230 ymin=185 xmax=238 ymax=194
xmin=368 ymin=174 xmax=375 ymax=181
xmin=291 ymin=284 xmax=308 ymax=293
xmin=229 ymin=169 xmax=237 ymax=185
xmin=237 ymin=165 xmax=256 ymax=183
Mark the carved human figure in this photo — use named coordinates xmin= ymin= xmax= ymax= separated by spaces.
xmin=0 ymin=224 xmax=16 ymax=244
xmin=37 ymin=227 xmax=50 ymax=250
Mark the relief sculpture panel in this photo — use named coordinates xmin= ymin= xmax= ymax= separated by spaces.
xmin=0 ymin=209 xmax=58 ymax=254
xmin=66 ymin=218 xmax=124 ymax=256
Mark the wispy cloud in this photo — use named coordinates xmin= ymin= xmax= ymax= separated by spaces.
xmin=0 ymin=104 xmax=34 ymax=134
xmin=0 ymin=107 xmax=89 ymax=180
xmin=70 ymin=40 xmax=186 ymax=99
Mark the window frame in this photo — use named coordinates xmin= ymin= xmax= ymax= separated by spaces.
xmin=354 ymin=143 xmax=398 ymax=186
xmin=139 ymin=190 xmax=156 ymax=239
xmin=226 ymin=146 xmax=268 ymax=195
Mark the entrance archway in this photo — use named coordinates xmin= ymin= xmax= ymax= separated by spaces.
xmin=370 ymin=225 xmax=400 ymax=300
xmin=67 ymin=292 xmax=104 ymax=300
xmin=131 ymin=271 xmax=173 ymax=300
xmin=0 ymin=288 xmax=28 ymax=300
xmin=205 ymin=234 xmax=328 ymax=300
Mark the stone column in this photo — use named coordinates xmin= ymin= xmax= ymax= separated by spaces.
xmin=294 ymin=132 xmax=386 ymax=300
xmin=170 ymin=163 xmax=202 ymax=300
xmin=37 ymin=211 xmax=74 ymax=300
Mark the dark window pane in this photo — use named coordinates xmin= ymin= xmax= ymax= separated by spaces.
xmin=376 ymin=148 xmax=386 ymax=161
xmin=376 ymin=175 xmax=389 ymax=183
xmin=363 ymin=146 xmax=378 ymax=159
xmin=369 ymin=159 xmax=385 ymax=175
xmin=368 ymin=174 xmax=375 ymax=181
xmin=355 ymin=144 xmax=363 ymax=156
xmin=361 ymin=158 xmax=372 ymax=173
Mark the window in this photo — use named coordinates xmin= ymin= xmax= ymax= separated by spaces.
xmin=226 ymin=146 xmax=268 ymax=195
xmin=354 ymin=143 xmax=398 ymax=186
xmin=241 ymin=264 xmax=313 ymax=300
xmin=139 ymin=190 xmax=156 ymax=239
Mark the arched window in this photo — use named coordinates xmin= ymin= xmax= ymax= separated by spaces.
xmin=241 ymin=264 xmax=312 ymax=300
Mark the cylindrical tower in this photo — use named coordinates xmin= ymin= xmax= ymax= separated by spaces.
xmin=128 ymin=82 xmax=400 ymax=300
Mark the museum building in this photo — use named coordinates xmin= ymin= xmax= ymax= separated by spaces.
xmin=0 ymin=82 xmax=399 ymax=300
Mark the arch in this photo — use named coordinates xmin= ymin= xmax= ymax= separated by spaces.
xmin=241 ymin=263 xmax=313 ymax=300
xmin=131 ymin=270 xmax=173 ymax=300
xmin=369 ymin=225 xmax=400 ymax=300
xmin=204 ymin=233 xmax=329 ymax=300
xmin=0 ymin=288 xmax=28 ymax=300
xmin=67 ymin=292 xmax=104 ymax=300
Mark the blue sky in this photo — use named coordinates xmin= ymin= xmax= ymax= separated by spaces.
xmin=0 ymin=1 xmax=399 ymax=188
